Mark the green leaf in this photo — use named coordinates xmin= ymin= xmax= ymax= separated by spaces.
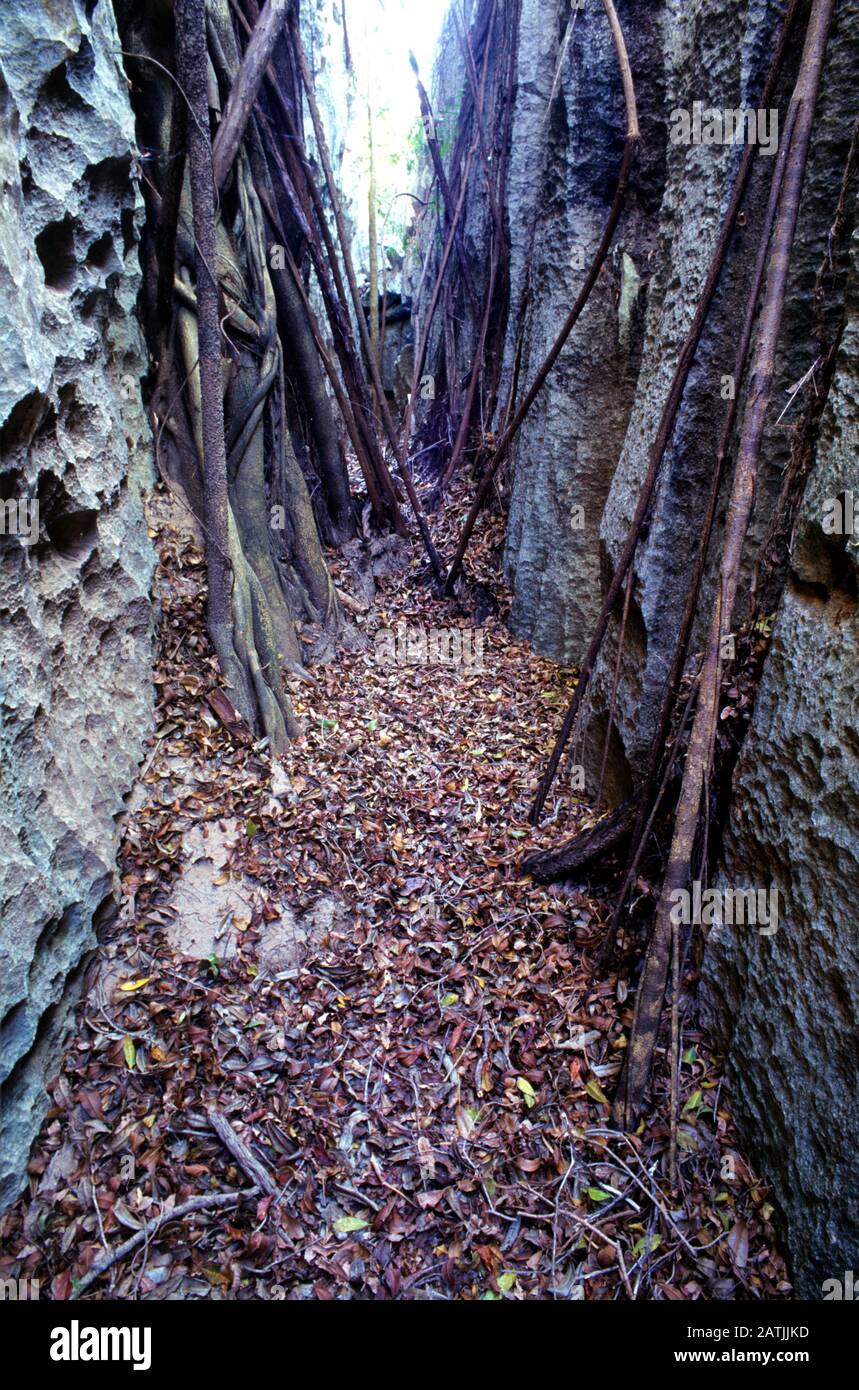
xmin=587 ymin=1186 xmax=612 ymax=1202
xmin=682 ymin=1046 xmax=697 ymax=1065
xmin=333 ymin=1216 xmax=368 ymax=1234
xmin=585 ymin=1079 xmax=609 ymax=1105
xmin=517 ymin=1077 xmax=536 ymax=1108
xmin=632 ymin=1233 xmax=662 ymax=1257
xmin=122 ymin=1035 xmax=136 ymax=1070
xmin=441 ymin=993 xmax=459 ymax=1007
xmin=246 ymin=818 xmax=259 ymax=839
xmin=682 ymin=1088 xmax=703 ymax=1114
xmin=497 ymin=1272 xmax=516 ymax=1293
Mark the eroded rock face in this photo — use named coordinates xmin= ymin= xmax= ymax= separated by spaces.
xmin=581 ymin=0 xmax=859 ymax=1294
xmin=501 ymin=0 xmax=664 ymax=664
xmin=0 ymin=0 xmax=154 ymax=1210
xmin=415 ymin=0 xmax=664 ymax=662
xmin=700 ymin=227 xmax=859 ymax=1299
xmin=420 ymin=0 xmax=859 ymax=1294
xmin=588 ymin=0 xmax=858 ymax=793
xmin=423 ymin=0 xmax=855 ymax=780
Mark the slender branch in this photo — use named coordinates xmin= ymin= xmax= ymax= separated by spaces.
xmin=290 ymin=13 xmax=443 ymax=578
xmin=212 ymin=0 xmax=290 ymax=190
xmin=436 ymin=0 xmax=516 ymax=495
xmin=601 ymin=0 xmax=639 ymax=140
xmin=453 ymin=0 xmax=505 ymax=245
xmin=438 ymin=252 xmax=497 ymax=493
xmin=604 ymin=97 xmax=801 ymax=961
xmin=225 ymin=0 xmax=404 ymax=526
xmin=74 ymin=1189 xmax=257 ymax=1296
xmin=409 ymin=50 xmax=481 ymax=318
xmin=401 ymin=29 xmax=491 ymax=454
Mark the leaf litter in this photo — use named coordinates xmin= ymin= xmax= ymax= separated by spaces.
xmin=0 ymin=479 xmax=791 ymax=1301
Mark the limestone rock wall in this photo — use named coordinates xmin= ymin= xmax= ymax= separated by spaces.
xmin=501 ymin=0 xmax=665 ymax=664
xmin=416 ymin=0 xmax=664 ymax=662
xmin=588 ymin=0 xmax=858 ymax=791
xmin=419 ymin=0 xmax=859 ymax=1293
xmin=421 ymin=0 xmax=855 ymax=777
xmin=700 ymin=221 xmax=859 ymax=1300
xmin=583 ymin=0 xmax=859 ymax=1294
xmin=0 ymin=0 xmax=155 ymax=1210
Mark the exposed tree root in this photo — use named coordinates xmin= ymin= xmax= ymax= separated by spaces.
xmin=128 ymin=0 xmax=354 ymax=749
xmin=522 ymin=800 xmax=638 ymax=883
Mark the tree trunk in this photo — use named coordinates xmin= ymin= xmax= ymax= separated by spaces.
xmin=176 ymin=0 xmax=260 ymax=726
xmin=367 ymin=95 xmax=381 ymax=413
xmin=153 ymin=0 xmax=350 ymax=749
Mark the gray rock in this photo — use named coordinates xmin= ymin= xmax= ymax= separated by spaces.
xmin=579 ymin=0 xmax=859 ymax=1290
xmin=417 ymin=0 xmax=859 ymax=1294
xmin=700 ymin=221 xmax=859 ymax=1300
xmin=412 ymin=0 xmax=664 ymax=661
xmin=574 ymin=0 xmax=859 ymax=1292
xmin=419 ymin=0 xmax=856 ymax=784
xmin=502 ymin=0 xmax=663 ymax=663
xmin=0 ymin=0 xmax=155 ymax=1210
xmin=589 ymin=0 xmax=859 ymax=793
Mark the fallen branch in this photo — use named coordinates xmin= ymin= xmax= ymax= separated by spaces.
xmin=74 ymin=1189 xmax=257 ymax=1296
xmin=207 ymin=1109 xmax=280 ymax=1197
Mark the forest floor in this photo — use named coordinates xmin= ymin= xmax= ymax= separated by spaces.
xmin=0 ymin=476 xmax=792 ymax=1301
